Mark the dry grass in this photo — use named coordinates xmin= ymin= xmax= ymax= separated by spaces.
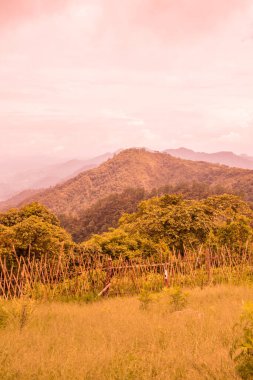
xmin=0 ymin=285 xmax=252 ymax=379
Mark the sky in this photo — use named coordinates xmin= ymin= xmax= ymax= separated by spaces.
xmin=0 ymin=0 xmax=253 ymax=160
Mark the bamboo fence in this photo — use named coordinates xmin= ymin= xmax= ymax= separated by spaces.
xmin=1 ymin=247 xmax=253 ymax=299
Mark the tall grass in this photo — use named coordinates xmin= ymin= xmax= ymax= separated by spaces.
xmin=0 ymin=285 xmax=252 ymax=379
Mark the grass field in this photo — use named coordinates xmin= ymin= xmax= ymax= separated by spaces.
xmin=0 ymin=285 xmax=252 ymax=380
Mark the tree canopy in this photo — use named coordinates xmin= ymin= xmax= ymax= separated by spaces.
xmin=1 ymin=195 xmax=252 ymax=261
xmin=0 ymin=203 xmax=73 ymax=258
xmin=82 ymin=194 xmax=253 ymax=258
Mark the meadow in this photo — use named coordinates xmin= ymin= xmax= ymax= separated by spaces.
xmin=0 ymin=285 xmax=252 ymax=380
xmin=1 ymin=198 xmax=253 ymax=379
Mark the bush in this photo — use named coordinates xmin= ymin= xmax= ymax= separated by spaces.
xmin=0 ymin=302 xmax=9 ymax=329
xmin=138 ymin=289 xmax=153 ymax=310
xmin=231 ymin=302 xmax=253 ymax=379
xmin=24 ymin=272 xmax=102 ymax=303
xmin=0 ymin=299 xmax=35 ymax=331
xmin=169 ymin=287 xmax=188 ymax=312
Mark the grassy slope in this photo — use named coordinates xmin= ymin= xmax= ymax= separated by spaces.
xmin=0 ymin=285 xmax=251 ymax=379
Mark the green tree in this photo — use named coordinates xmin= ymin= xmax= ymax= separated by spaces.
xmin=0 ymin=204 xmax=73 ymax=259
xmin=83 ymin=194 xmax=253 ymax=258
xmin=0 ymin=202 xmax=59 ymax=227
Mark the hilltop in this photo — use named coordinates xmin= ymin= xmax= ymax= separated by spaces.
xmin=1 ymin=148 xmax=253 ymax=218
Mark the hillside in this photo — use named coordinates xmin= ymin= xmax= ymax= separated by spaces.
xmin=0 ymin=189 xmax=42 ymax=211
xmin=64 ymin=182 xmax=230 ymax=242
xmin=165 ymin=147 xmax=253 ymax=169
xmin=0 ymin=153 xmax=112 ymax=202
xmin=2 ymin=148 xmax=253 ymax=218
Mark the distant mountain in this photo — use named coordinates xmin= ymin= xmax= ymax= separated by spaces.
xmin=0 ymin=189 xmax=42 ymax=211
xmin=0 ymin=153 xmax=112 ymax=202
xmin=165 ymin=148 xmax=253 ymax=169
xmin=2 ymin=148 xmax=253 ymax=217
xmin=0 ymin=182 xmax=13 ymax=202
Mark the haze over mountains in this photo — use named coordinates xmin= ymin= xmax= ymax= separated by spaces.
xmin=2 ymin=148 xmax=253 ymax=217
xmin=1 ymin=147 xmax=253 ymax=218
xmin=166 ymin=148 xmax=253 ymax=170
xmin=0 ymin=153 xmax=112 ymax=202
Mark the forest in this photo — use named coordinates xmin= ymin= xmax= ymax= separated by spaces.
xmin=1 ymin=191 xmax=253 ymax=260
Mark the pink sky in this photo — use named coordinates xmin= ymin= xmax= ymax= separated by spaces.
xmin=0 ymin=0 xmax=253 ymax=159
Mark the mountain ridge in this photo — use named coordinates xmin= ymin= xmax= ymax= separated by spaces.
xmin=1 ymin=148 xmax=253 ymax=216
xmin=165 ymin=147 xmax=253 ymax=169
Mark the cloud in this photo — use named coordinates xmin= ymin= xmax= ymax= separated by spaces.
xmin=218 ymin=131 xmax=241 ymax=143
xmin=101 ymin=0 xmax=251 ymax=43
xmin=0 ymin=0 xmax=73 ymax=29
xmin=101 ymin=109 xmax=145 ymax=127
xmin=2 ymin=0 xmax=249 ymax=40
xmin=0 ymin=0 xmax=253 ymax=158
xmin=127 ymin=119 xmax=145 ymax=127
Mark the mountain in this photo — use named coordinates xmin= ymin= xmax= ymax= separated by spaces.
xmin=0 ymin=189 xmax=43 ymax=211
xmin=165 ymin=148 xmax=253 ymax=169
xmin=0 ymin=153 xmax=112 ymax=202
xmin=2 ymin=148 xmax=253 ymax=217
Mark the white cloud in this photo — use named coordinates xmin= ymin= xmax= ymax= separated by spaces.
xmin=0 ymin=0 xmax=253 ymax=158
xmin=218 ymin=132 xmax=241 ymax=143
xmin=101 ymin=109 xmax=145 ymax=127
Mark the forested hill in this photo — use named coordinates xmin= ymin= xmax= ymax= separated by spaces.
xmin=2 ymin=148 xmax=253 ymax=216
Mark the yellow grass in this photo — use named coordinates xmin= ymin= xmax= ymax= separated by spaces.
xmin=0 ymin=285 xmax=252 ymax=379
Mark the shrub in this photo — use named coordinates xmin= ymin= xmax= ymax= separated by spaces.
xmin=231 ymin=302 xmax=253 ymax=379
xmin=138 ymin=289 xmax=153 ymax=310
xmin=169 ymin=287 xmax=188 ymax=312
xmin=0 ymin=299 xmax=35 ymax=331
xmin=0 ymin=302 xmax=9 ymax=329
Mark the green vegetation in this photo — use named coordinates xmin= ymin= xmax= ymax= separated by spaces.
xmin=138 ymin=289 xmax=153 ymax=310
xmin=1 ymin=193 xmax=253 ymax=262
xmin=61 ymin=187 xmax=147 ymax=241
xmin=1 ymin=184 xmax=253 ymax=379
xmin=0 ymin=203 xmax=73 ymax=259
xmin=63 ymin=182 xmax=231 ymax=242
xmin=231 ymin=302 xmax=253 ymax=379
xmin=0 ymin=298 xmax=34 ymax=331
xmin=169 ymin=287 xmax=189 ymax=312
xmin=84 ymin=194 xmax=253 ymax=258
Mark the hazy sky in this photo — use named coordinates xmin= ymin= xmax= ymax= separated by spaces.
xmin=0 ymin=0 xmax=253 ymax=159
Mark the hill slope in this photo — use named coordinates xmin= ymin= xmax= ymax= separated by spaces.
xmin=165 ymin=147 xmax=253 ymax=169
xmin=0 ymin=153 xmax=112 ymax=202
xmin=2 ymin=148 xmax=253 ymax=217
xmin=64 ymin=182 xmax=232 ymax=242
xmin=0 ymin=189 xmax=42 ymax=211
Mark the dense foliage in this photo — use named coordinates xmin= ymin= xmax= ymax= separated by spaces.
xmin=61 ymin=188 xmax=146 ymax=242
xmin=0 ymin=203 xmax=73 ymax=258
xmin=63 ymin=182 xmax=231 ymax=242
xmin=1 ymin=194 xmax=253 ymax=261
xmin=83 ymin=194 xmax=253 ymax=258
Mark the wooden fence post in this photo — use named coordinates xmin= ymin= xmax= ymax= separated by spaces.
xmin=98 ymin=257 xmax=113 ymax=297
xmin=205 ymin=249 xmax=211 ymax=285
xmin=164 ymin=263 xmax=169 ymax=287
